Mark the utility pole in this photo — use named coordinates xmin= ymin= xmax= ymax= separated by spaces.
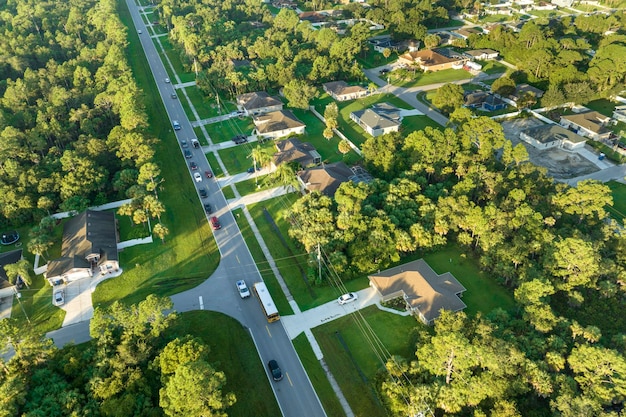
xmin=14 ymin=289 xmax=30 ymax=324
xmin=317 ymin=243 xmax=322 ymax=282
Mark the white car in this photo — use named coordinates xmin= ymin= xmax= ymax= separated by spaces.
xmin=164 ymin=78 xmax=170 ymax=83
xmin=236 ymin=280 xmax=251 ymax=298
xmin=338 ymin=292 xmax=358 ymax=305
xmin=137 ymin=29 xmax=142 ymax=34
xmin=193 ymin=172 xmax=202 ymax=183
xmin=54 ymin=289 xmax=65 ymax=306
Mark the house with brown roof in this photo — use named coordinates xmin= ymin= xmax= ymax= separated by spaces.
xmin=510 ymin=84 xmax=544 ymax=101
xmin=368 ymin=259 xmax=466 ymax=325
xmin=297 ymin=162 xmax=355 ymax=197
xmin=350 ymin=102 xmax=402 ymax=137
xmin=254 ymin=110 xmax=306 ymax=139
xmin=398 ymin=49 xmax=465 ymax=72
xmin=237 ymin=92 xmax=283 ymax=116
xmin=560 ymin=111 xmax=612 ymax=141
xmin=0 ymin=249 xmax=22 ymax=299
xmin=45 ymin=210 xmax=119 ymax=286
xmin=520 ymin=124 xmax=587 ymax=150
xmin=323 ymin=81 xmax=368 ymax=102
xmin=464 ymin=49 xmax=499 ymax=60
xmin=273 ymin=138 xmax=321 ymax=168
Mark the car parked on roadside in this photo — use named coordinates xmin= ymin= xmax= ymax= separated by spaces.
xmin=171 ymin=93 xmax=177 ymax=99
xmin=203 ymin=204 xmax=212 ymax=214
xmin=236 ymin=280 xmax=251 ymax=298
xmin=199 ymin=188 xmax=208 ymax=199
xmin=54 ymin=289 xmax=65 ymax=306
xmin=190 ymin=161 xmax=198 ymax=170
xmin=210 ymin=216 xmax=221 ymax=230
xmin=205 ymin=170 xmax=213 ymax=178
xmin=338 ymin=292 xmax=358 ymax=305
xmin=172 ymin=120 xmax=181 ymax=130
xmin=165 ymin=78 xmax=170 ymax=83
xmin=268 ymin=360 xmax=283 ymax=381
xmin=191 ymin=139 xmax=200 ymax=148
xmin=180 ymin=139 xmax=188 ymax=148
xmin=184 ymin=149 xmax=192 ymax=159
xmin=193 ymin=172 xmax=202 ymax=182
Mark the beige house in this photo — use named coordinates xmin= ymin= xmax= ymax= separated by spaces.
xmin=398 ymin=49 xmax=465 ymax=72
xmin=254 ymin=110 xmax=306 ymax=139
xmin=45 ymin=210 xmax=119 ymax=286
xmin=323 ymin=81 xmax=368 ymax=102
xmin=237 ymin=92 xmax=283 ymax=116
xmin=520 ymin=124 xmax=587 ymax=150
xmin=369 ymin=259 xmax=466 ymax=325
xmin=560 ymin=111 xmax=612 ymax=141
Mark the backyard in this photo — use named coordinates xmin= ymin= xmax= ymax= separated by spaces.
xmin=606 ymin=180 xmax=626 ymax=226
xmin=392 ymin=68 xmax=474 ymax=88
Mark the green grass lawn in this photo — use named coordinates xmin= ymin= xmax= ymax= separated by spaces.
xmin=234 ymin=176 xmax=275 ymax=196
xmin=585 ymin=98 xmax=617 ymax=117
xmin=232 ymin=208 xmax=293 ymax=316
xmin=400 ymin=114 xmax=440 ymax=134
xmin=394 ymin=68 xmax=474 ymax=88
xmin=218 ymin=140 xmax=274 ymax=174
xmin=292 ymin=333 xmax=345 ymax=417
xmin=206 ymin=117 xmax=256 ymax=144
xmin=170 ymin=311 xmax=281 ymax=417
xmin=606 ymin=181 xmax=626 ymax=225
xmin=92 ymin=1 xmax=221 ymax=308
xmin=528 ymin=9 xmax=560 ymax=17
xmin=356 ymin=45 xmax=398 ymax=69
xmin=478 ymin=59 xmax=508 ymax=75
xmin=182 ymin=86 xmax=234 ymax=121
xmin=479 ymin=14 xmax=515 ymax=23
xmin=312 ymin=306 xmax=420 ymax=417
xmin=206 ymin=152 xmax=225 ymax=178
xmin=155 ymin=37 xmax=196 ymax=84
xmin=222 ymin=185 xmax=236 ymax=200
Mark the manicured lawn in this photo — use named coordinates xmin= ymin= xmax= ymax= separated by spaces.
xmin=479 ymin=14 xmax=515 ymax=23
xmin=232 ymin=208 xmax=293 ymax=315
xmin=218 ymin=141 xmax=274 ymax=174
xmin=206 ymin=152 xmax=225 ymax=178
xmin=356 ymin=45 xmax=398 ymax=69
xmin=155 ymin=37 xmax=195 ymax=84
xmin=92 ymin=1 xmax=221 ymax=308
xmin=222 ymin=185 xmax=236 ymax=200
xmin=427 ymin=19 xmax=465 ymax=29
xmin=394 ymin=68 xmax=474 ymax=88
xmin=170 ymin=311 xmax=281 ymax=417
xmin=401 ymin=115 xmax=440 ymax=134
xmin=234 ymin=176 xmax=275 ymax=196
xmin=606 ymin=181 xmax=626 ymax=225
xmin=11 ymin=272 xmax=65 ymax=333
xmin=585 ymin=99 xmax=617 ymax=117
xmin=312 ymin=306 xmax=420 ymax=417
xmin=183 ymin=86 xmax=233 ymax=121
xmin=206 ymin=117 xmax=256 ymax=144
xmin=477 ymin=60 xmax=508 ymax=75
xmin=292 ymin=333 xmax=345 ymax=417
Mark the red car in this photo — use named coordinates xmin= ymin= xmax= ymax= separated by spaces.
xmin=210 ymin=216 xmax=221 ymax=230
xmin=205 ymin=170 xmax=213 ymax=178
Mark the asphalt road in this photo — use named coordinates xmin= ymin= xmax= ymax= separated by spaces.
xmin=49 ymin=3 xmax=327 ymax=416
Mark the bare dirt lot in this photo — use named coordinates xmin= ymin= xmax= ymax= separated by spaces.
xmin=501 ymin=118 xmax=600 ymax=179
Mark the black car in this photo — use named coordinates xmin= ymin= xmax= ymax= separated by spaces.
xmin=199 ymin=188 xmax=208 ymax=199
xmin=268 ymin=360 xmax=283 ymax=381
xmin=203 ymin=204 xmax=212 ymax=214
xmin=184 ymin=149 xmax=192 ymax=159
xmin=171 ymin=93 xmax=177 ymax=99
xmin=231 ymin=134 xmax=247 ymax=144
xmin=379 ymin=68 xmax=390 ymax=75
xmin=189 ymin=161 xmax=198 ymax=170
xmin=180 ymin=139 xmax=188 ymax=148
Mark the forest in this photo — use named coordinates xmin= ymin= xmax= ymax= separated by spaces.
xmin=0 ymin=0 xmax=165 ymax=233
xmin=287 ymin=110 xmax=626 ymax=415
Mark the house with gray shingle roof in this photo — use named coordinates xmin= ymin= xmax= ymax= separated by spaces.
xmin=560 ymin=111 xmax=612 ymax=141
xmin=368 ymin=259 xmax=466 ymax=325
xmin=273 ymin=138 xmax=321 ymax=168
xmin=520 ymin=124 xmax=587 ymax=150
xmin=350 ymin=102 xmax=402 ymax=137
xmin=254 ymin=110 xmax=306 ymax=139
xmin=45 ymin=210 xmax=119 ymax=286
xmin=237 ymin=92 xmax=283 ymax=116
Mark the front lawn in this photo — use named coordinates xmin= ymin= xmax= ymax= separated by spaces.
xmin=312 ymin=306 xmax=420 ymax=417
xmin=171 ymin=311 xmax=281 ymax=417
xmin=183 ymin=86 xmax=236 ymax=121
xmin=218 ymin=140 xmax=275 ymax=175
xmin=477 ymin=60 xmax=508 ymax=75
xmin=393 ymin=68 xmax=474 ymax=88
xmin=205 ymin=117 xmax=256 ymax=144
xmin=356 ymin=45 xmax=398 ymax=69
xmin=585 ymin=99 xmax=617 ymax=117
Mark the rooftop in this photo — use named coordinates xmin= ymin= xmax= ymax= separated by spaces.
xmin=523 ymin=124 xmax=587 ymax=144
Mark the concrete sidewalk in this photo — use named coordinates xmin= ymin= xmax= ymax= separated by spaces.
xmin=228 ymin=186 xmax=294 ymax=208
xmin=203 ymin=136 xmax=259 ymax=153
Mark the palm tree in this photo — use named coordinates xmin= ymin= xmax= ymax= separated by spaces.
xmin=248 ymin=145 xmax=273 ymax=187
xmin=270 ymin=163 xmax=300 ymax=192
xmin=4 ymin=259 xmax=32 ymax=288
